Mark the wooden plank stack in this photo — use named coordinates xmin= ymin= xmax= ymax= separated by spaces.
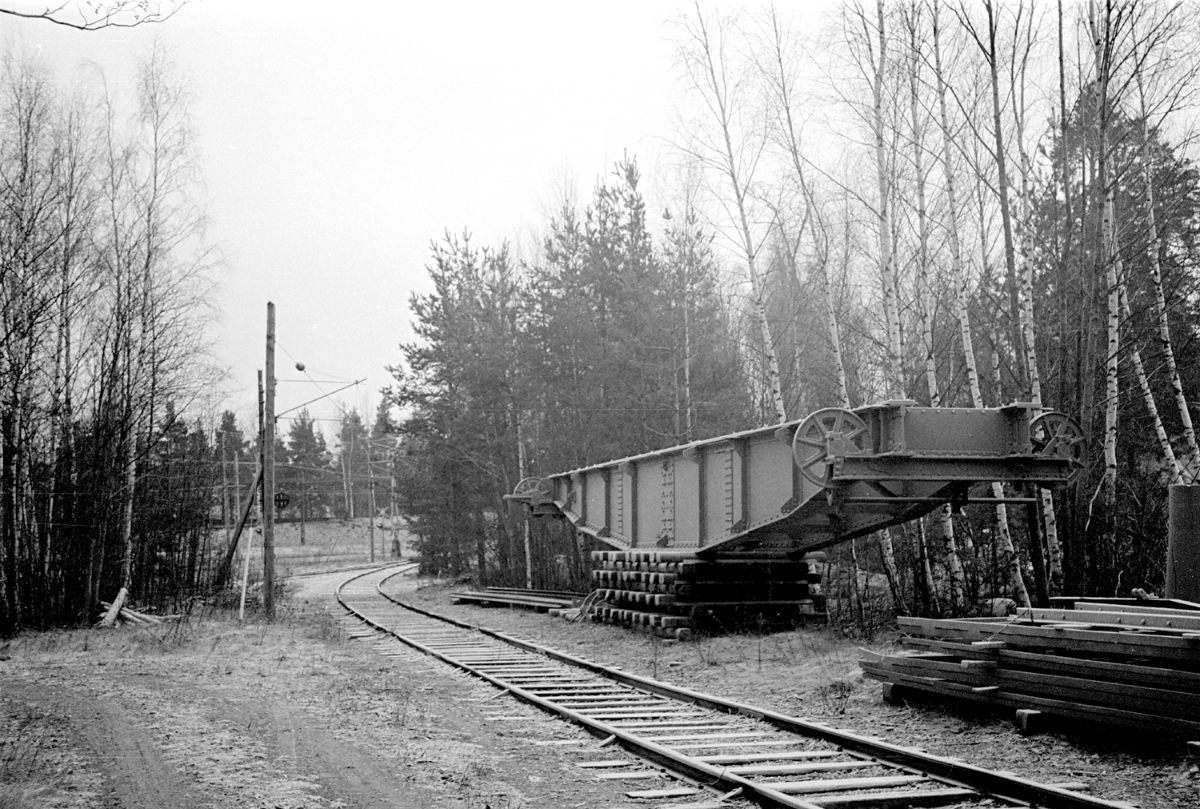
xmin=587 ymin=551 xmax=826 ymax=638
xmin=449 ymin=586 xmax=581 ymax=613
xmin=860 ymin=600 xmax=1200 ymax=740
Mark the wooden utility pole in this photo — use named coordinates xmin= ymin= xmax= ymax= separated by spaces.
xmin=367 ymin=441 xmax=376 ymax=562
xmin=233 ymin=435 xmax=241 ymax=520
xmin=221 ymin=432 xmax=231 ymax=546
xmin=517 ymin=418 xmax=533 ymax=589
xmin=390 ymin=450 xmax=400 ymax=557
xmin=263 ymin=302 xmax=276 ymax=620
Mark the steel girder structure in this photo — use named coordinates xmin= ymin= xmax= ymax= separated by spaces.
xmin=507 ymin=401 xmax=1084 ymax=558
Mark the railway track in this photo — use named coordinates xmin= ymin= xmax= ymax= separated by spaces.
xmin=337 ymin=565 xmax=1133 ymax=809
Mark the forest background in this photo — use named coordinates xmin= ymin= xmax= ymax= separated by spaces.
xmin=4 ymin=0 xmax=1200 ymax=633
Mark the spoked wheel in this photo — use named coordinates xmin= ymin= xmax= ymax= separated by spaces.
xmin=512 ymin=477 xmax=553 ymax=502
xmin=1030 ymin=411 xmax=1086 ymax=482
xmin=793 ymin=408 xmax=870 ymax=488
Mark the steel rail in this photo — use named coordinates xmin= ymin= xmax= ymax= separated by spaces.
xmin=336 ymin=566 xmax=1133 ymax=809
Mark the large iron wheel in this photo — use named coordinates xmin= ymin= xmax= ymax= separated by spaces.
xmin=512 ymin=476 xmax=553 ymax=502
xmin=1030 ymin=411 xmax=1085 ymax=482
xmin=793 ymin=408 xmax=870 ymax=488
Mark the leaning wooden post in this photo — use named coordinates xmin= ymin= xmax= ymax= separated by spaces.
xmin=1167 ymin=484 xmax=1200 ymax=601
xmin=366 ymin=440 xmax=376 ymax=563
xmin=211 ymin=467 xmax=263 ymax=592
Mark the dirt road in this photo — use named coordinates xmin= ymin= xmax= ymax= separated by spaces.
xmin=0 ymin=572 xmax=640 ymax=809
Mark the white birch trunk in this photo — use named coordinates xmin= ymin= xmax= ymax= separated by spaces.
xmin=991 ymin=334 xmax=1032 ymax=607
xmin=1014 ymin=118 xmax=1063 ymax=590
xmin=1143 ymin=164 xmax=1196 ymax=465
xmin=823 ymin=243 xmax=850 ymax=409
xmin=1120 ymin=283 xmax=1182 ymax=482
xmin=683 ymin=273 xmax=695 ymax=442
xmin=876 ymin=528 xmax=906 ymax=614
xmin=1136 ymin=76 xmax=1198 ymax=468
xmin=750 ymin=269 xmax=787 ymax=423
xmin=1102 ymin=192 xmax=1120 ymax=521
xmin=872 ymin=0 xmax=904 ymax=401
xmin=909 ymin=42 xmax=938 ymax=408
xmin=867 ymin=0 xmax=903 ymax=596
xmin=1014 ymin=165 xmax=1043 ymax=407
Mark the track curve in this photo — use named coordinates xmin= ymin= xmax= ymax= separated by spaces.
xmin=337 ymin=565 xmax=1133 ymax=809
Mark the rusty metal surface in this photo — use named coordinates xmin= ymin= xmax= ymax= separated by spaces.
xmin=507 ymin=401 xmax=1083 ymax=558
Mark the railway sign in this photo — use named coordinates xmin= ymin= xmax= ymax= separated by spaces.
xmin=273 ymin=491 xmax=290 ymax=510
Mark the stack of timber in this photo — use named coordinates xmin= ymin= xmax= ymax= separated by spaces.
xmin=95 ymin=602 xmax=172 ymax=627
xmin=588 ymin=550 xmax=825 ymax=639
xmin=860 ymin=601 xmax=1200 ymax=741
xmin=449 ymin=586 xmax=582 ymax=613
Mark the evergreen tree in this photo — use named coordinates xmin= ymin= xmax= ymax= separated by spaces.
xmin=336 ymin=409 xmax=370 ymax=519
xmin=283 ymin=410 xmax=332 ymax=525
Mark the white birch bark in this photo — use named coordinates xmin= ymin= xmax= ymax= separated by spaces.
xmin=1120 ymin=283 xmax=1182 ymax=482
xmin=1010 ymin=58 xmax=1064 ymax=590
xmin=1136 ymin=76 xmax=1198 ymax=470
xmin=1102 ymin=192 xmax=1120 ymax=520
xmin=862 ymin=0 xmax=905 ymax=599
xmin=824 ymin=219 xmax=851 ymax=410
xmin=683 ymin=269 xmax=695 ymax=442
xmin=877 ymin=528 xmax=906 ymax=614
xmin=870 ymin=0 xmax=904 ymax=401
xmin=990 ymin=331 xmax=1032 ymax=608
xmin=916 ymin=519 xmax=942 ymax=615
xmin=1087 ymin=0 xmax=1123 ymax=560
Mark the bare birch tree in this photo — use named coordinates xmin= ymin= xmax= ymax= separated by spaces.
xmin=94 ymin=45 xmax=211 ymax=601
xmin=679 ymin=2 xmax=788 ymax=423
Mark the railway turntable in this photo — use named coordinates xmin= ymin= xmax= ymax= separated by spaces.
xmin=507 ymin=400 xmax=1084 ymax=635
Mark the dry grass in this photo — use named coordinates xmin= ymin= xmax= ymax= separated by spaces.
xmin=5 ymin=595 xmax=351 ymax=669
xmin=217 ymin=518 xmax=418 ymax=580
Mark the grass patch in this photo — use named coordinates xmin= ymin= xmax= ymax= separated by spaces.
xmin=218 ymin=518 xmax=417 ymax=580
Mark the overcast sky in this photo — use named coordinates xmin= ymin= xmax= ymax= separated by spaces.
xmin=10 ymin=0 xmax=731 ymax=435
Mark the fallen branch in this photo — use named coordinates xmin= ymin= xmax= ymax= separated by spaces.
xmin=97 ymin=587 xmax=128 ymax=627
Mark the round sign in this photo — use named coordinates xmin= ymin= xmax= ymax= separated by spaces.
xmin=273 ymin=491 xmax=290 ymax=509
